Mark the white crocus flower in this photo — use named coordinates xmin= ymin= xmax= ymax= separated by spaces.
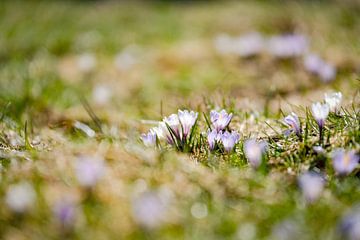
xmin=311 ymin=102 xmax=330 ymax=129
xmin=178 ymin=109 xmax=198 ymax=139
xmin=324 ymin=92 xmax=342 ymax=113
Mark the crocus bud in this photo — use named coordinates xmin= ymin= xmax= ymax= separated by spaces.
xmin=311 ymin=102 xmax=329 ymax=129
xmin=284 ymin=112 xmax=301 ymax=137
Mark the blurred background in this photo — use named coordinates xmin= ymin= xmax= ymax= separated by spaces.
xmin=0 ymin=0 xmax=359 ymax=127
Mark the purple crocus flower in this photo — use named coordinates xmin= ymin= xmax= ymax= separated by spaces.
xmin=268 ymin=34 xmax=308 ymax=58
xmin=339 ymin=205 xmax=360 ymax=240
xmin=220 ymin=131 xmax=240 ymax=152
xmin=141 ymin=129 xmax=157 ymax=147
xmin=284 ymin=112 xmax=301 ymax=137
xmin=210 ymin=109 xmax=233 ymax=132
xmin=304 ymin=54 xmax=323 ymax=74
xmin=178 ymin=109 xmax=198 ymax=139
xmin=332 ymin=149 xmax=359 ymax=176
xmin=53 ymin=199 xmax=76 ymax=228
xmin=298 ymin=171 xmax=325 ymax=203
xmin=318 ymin=62 xmax=336 ymax=83
xmin=244 ymin=139 xmax=267 ymax=169
xmin=163 ymin=114 xmax=181 ymax=138
xmin=207 ymin=129 xmax=218 ymax=151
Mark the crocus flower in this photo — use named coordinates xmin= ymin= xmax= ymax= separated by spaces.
xmin=318 ymin=62 xmax=336 ymax=83
xmin=339 ymin=205 xmax=360 ymax=240
xmin=5 ymin=182 xmax=36 ymax=213
xmin=178 ymin=109 xmax=198 ymax=139
xmin=75 ymin=156 xmax=105 ymax=188
xmin=53 ymin=199 xmax=76 ymax=228
xmin=233 ymin=32 xmax=264 ymax=57
xmin=332 ymin=149 xmax=359 ymax=176
xmin=284 ymin=112 xmax=301 ymax=137
xmin=244 ymin=139 xmax=267 ymax=169
xmin=311 ymin=102 xmax=329 ymax=129
xmin=298 ymin=171 xmax=325 ymax=203
xmin=267 ymin=34 xmax=308 ymax=58
xmin=304 ymin=54 xmax=323 ymax=74
xmin=207 ymin=129 xmax=218 ymax=151
xmin=324 ymin=92 xmax=342 ymax=113
xmin=220 ymin=131 xmax=240 ymax=152
xmin=141 ymin=129 xmax=157 ymax=147
xmin=163 ymin=114 xmax=181 ymax=138
xmin=210 ymin=109 xmax=233 ymax=132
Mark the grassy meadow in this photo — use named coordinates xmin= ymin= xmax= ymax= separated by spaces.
xmin=0 ymin=0 xmax=359 ymax=239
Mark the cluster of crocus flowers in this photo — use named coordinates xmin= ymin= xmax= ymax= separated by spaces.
xmin=141 ymin=110 xmax=199 ymax=151
xmin=298 ymin=171 xmax=325 ymax=203
xmin=303 ymin=54 xmax=337 ymax=82
xmin=206 ymin=109 xmax=239 ymax=153
xmin=244 ymin=139 xmax=267 ymax=169
xmin=332 ymin=149 xmax=359 ymax=176
xmin=284 ymin=112 xmax=301 ymax=139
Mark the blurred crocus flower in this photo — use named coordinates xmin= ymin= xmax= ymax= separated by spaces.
xmin=268 ymin=34 xmax=308 ymax=58
xmin=132 ymin=191 xmax=168 ymax=229
xmin=77 ymin=53 xmax=97 ymax=73
xmin=75 ymin=156 xmax=105 ymax=188
xmin=284 ymin=112 xmax=301 ymax=137
xmin=53 ymin=199 xmax=76 ymax=228
xmin=339 ymin=205 xmax=360 ymax=240
xmin=5 ymin=182 xmax=36 ymax=213
xmin=311 ymin=102 xmax=329 ymax=129
xmin=163 ymin=114 xmax=181 ymax=138
xmin=207 ymin=129 xmax=218 ymax=150
xmin=178 ymin=109 xmax=198 ymax=139
xmin=141 ymin=129 xmax=157 ymax=147
xmin=318 ymin=62 xmax=336 ymax=83
xmin=303 ymin=54 xmax=336 ymax=82
xmin=304 ymin=54 xmax=323 ymax=74
xmin=220 ymin=131 xmax=240 ymax=152
xmin=244 ymin=139 xmax=267 ymax=169
xmin=233 ymin=32 xmax=264 ymax=57
xmin=332 ymin=149 xmax=359 ymax=176
xmin=298 ymin=171 xmax=325 ymax=203
xmin=324 ymin=92 xmax=342 ymax=113
xmin=210 ymin=109 xmax=233 ymax=132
